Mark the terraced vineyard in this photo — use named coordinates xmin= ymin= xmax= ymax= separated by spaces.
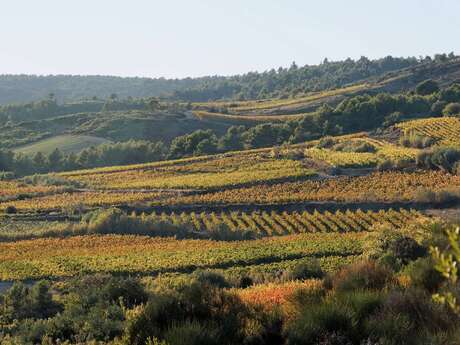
xmin=0 ymin=232 xmax=365 ymax=280
xmin=397 ymin=117 xmax=460 ymax=146
xmin=194 ymin=110 xmax=308 ymax=124
xmin=194 ymin=83 xmax=370 ymax=114
xmin=154 ymin=208 xmax=424 ymax=235
xmin=160 ymin=171 xmax=460 ymax=206
xmin=304 ymin=138 xmax=419 ymax=168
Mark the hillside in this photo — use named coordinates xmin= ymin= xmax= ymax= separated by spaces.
xmin=0 ymin=55 xmax=447 ymax=105
xmin=1 ymin=112 xmax=460 ymax=343
xmin=2 ymin=59 xmax=460 ymax=345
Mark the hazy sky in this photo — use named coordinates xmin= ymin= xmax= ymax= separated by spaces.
xmin=1 ymin=0 xmax=458 ymax=78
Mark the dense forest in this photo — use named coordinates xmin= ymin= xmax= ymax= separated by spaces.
xmin=2 ymin=55 xmax=454 ymax=105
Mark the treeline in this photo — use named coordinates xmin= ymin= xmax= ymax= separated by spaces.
xmin=2 ymin=55 xmax=454 ymax=106
xmin=0 ymin=74 xmax=204 ymax=105
xmin=0 ymin=94 xmax=154 ymax=125
xmin=0 ymin=140 xmax=166 ymax=176
xmin=172 ymin=55 xmax=457 ymax=101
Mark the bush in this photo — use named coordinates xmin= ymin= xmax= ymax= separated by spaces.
xmin=416 ymin=146 xmax=460 ymax=173
xmin=383 ymin=111 xmax=403 ymax=127
xmin=376 ymin=159 xmax=395 ymax=171
xmin=192 ymin=270 xmax=230 ymax=289
xmin=5 ymin=205 xmax=17 ymax=214
xmin=317 ymin=137 xmax=336 ymax=149
xmin=285 ymin=302 xmax=353 ymax=345
xmin=209 ymin=223 xmax=256 ymax=241
xmin=405 ymin=257 xmax=445 ymax=292
xmin=333 ymin=140 xmax=377 ymax=153
xmin=400 ymin=132 xmax=436 ymax=149
xmin=389 ymin=236 xmax=426 ymax=264
xmin=281 ymin=259 xmax=324 ymax=281
xmin=372 ymin=289 xmax=454 ymax=335
xmin=442 ymin=102 xmax=460 ymax=117
xmin=22 ymin=173 xmax=84 ymax=188
xmin=414 ymin=187 xmax=460 ymax=205
xmin=163 ymin=321 xmax=219 ymax=345
xmin=325 ymin=261 xmax=393 ymax=292
xmin=0 ymin=171 xmax=15 ymax=181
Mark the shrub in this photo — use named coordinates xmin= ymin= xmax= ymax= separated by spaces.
xmin=389 ymin=236 xmax=427 ymax=264
xmin=192 ymin=270 xmax=230 ymax=289
xmin=405 ymin=257 xmax=445 ymax=292
xmin=383 ymin=111 xmax=403 ymax=127
xmin=333 ymin=140 xmax=377 ymax=153
xmin=376 ymin=159 xmax=395 ymax=171
xmin=375 ymin=289 xmax=454 ymax=333
xmin=284 ymin=302 xmax=353 ymax=345
xmin=163 ymin=321 xmax=219 ymax=345
xmin=414 ymin=187 xmax=460 ymax=205
xmin=317 ymin=137 xmax=336 ymax=149
xmin=281 ymin=259 xmax=324 ymax=281
xmin=0 ymin=171 xmax=15 ymax=181
xmin=400 ymin=132 xmax=436 ymax=149
xmin=209 ymin=223 xmax=256 ymax=241
xmin=443 ymin=102 xmax=460 ymax=117
xmin=5 ymin=205 xmax=17 ymax=214
xmin=325 ymin=261 xmax=393 ymax=293
xmin=22 ymin=173 xmax=84 ymax=188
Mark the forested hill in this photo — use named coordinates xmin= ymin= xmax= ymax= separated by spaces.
xmin=0 ymin=55 xmax=445 ymax=105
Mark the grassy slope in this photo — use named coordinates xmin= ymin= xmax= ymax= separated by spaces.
xmin=13 ymin=135 xmax=111 ymax=155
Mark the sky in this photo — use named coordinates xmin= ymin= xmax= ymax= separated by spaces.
xmin=0 ymin=0 xmax=458 ymax=78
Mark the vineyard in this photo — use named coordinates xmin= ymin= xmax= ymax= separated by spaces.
xmin=397 ymin=116 xmax=460 ymax=147
xmin=150 ymin=208 xmax=424 ymax=236
xmin=0 ymin=232 xmax=365 ymax=280
xmin=304 ymin=138 xmax=419 ymax=168
xmin=0 ymin=190 xmax=176 ymax=212
xmin=159 ymin=171 xmax=460 ymax=206
xmin=0 ymin=180 xmax=66 ymax=201
xmin=193 ymin=110 xmax=307 ymax=124
xmin=61 ymin=158 xmax=315 ymax=191
xmin=193 ymin=83 xmax=369 ymax=114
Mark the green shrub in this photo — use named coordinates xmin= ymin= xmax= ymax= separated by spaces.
xmin=0 ymin=171 xmax=15 ymax=181
xmin=443 ymin=102 xmax=460 ymax=117
xmin=325 ymin=261 xmax=393 ymax=292
xmin=281 ymin=259 xmax=324 ymax=281
xmin=4 ymin=205 xmax=17 ymax=214
xmin=22 ymin=173 xmax=84 ymax=188
xmin=383 ymin=111 xmax=403 ymax=127
xmin=317 ymin=137 xmax=336 ymax=149
xmin=414 ymin=187 xmax=460 ymax=205
xmin=209 ymin=223 xmax=256 ymax=241
xmin=192 ymin=270 xmax=230 ymax=289
xmin=400 ymin=132 xmax=436 ymax=149
xmin=285 ymin=302 xmax=353 ymax=345
xmin=333 ymin=140 xmax=377 ymax=153
xmin=163 ymin=321 xmax=219 ymax=345
xmin=405 ymin=257 xmax=445 ymax=292
xmin=389 ymin=236 xmax=427 ymax=264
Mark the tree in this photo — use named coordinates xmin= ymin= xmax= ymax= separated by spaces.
xmin=32 ymin=152 xmax=47 ymax=172
xmin=218 ymin=126 xmax=246 ymax=151
xmin=47 ymin=148 xmax=63 ymax=171
xmin=415 ymin=79 xmax=440 ymax=95
xmin=148 ymin=98 xmax=160 ymax=112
